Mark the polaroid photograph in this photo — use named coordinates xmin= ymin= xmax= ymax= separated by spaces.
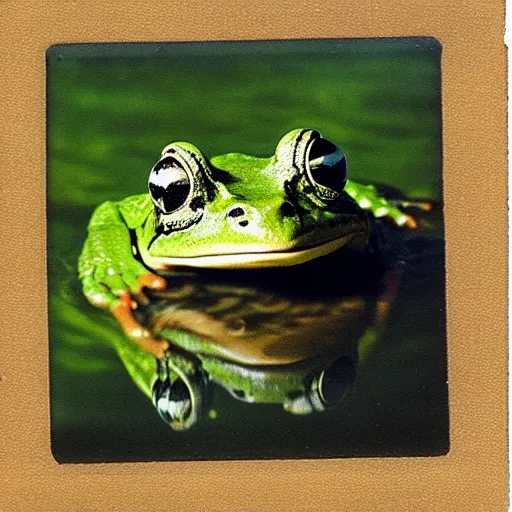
xmin=1 ymin=0 xmax=508 ymax=509
xmin=47 ymin=38 xmax=448 ymax=463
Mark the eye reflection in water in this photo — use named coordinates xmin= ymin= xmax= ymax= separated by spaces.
xmin=122 ymin=246 xmax=400 ymax=431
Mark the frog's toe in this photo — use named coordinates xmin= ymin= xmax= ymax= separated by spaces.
xmin=138 ymin=272 xmax=167 ymax=291
xmin=386 ymin=200 xmax=434 ymax=228
xmin=392 ymin=212 xmax=417 ymax=229
xmin=371 ymin=203 xmax=418 ymax=229
xmin=120 ymin=270 xmax=167 ymax=303
xmin=390 ymin=199 xmax=433 ymax=212
xmin=82 ymin=276 xmax=119 ymax=310
xmin=404 ymin=215 xmax=418 ymax=229
xmin=112 ymin=291 xmax=169 ymax=358
xmin=102 ymin=273 xmax=129 ymax=295
xmin=93 ymin=265 xmax=131 ymax=295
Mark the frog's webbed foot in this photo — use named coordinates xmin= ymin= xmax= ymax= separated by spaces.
xmin=345 ymin=182 xmax=432 ymax=229
xmin=112 ymin=290 xmax=169 ymax=358
xmin=81 ymin=259 xmax=169 ymax=358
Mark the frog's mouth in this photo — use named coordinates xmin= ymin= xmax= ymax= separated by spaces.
xmin=138 ymin=230 xmax=369 ymax=270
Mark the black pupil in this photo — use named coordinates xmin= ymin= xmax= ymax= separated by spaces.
xmin=149 ymin=157 xmax=191 ymax=213
xmin=308 ymin=138 xmax=347 ymax=192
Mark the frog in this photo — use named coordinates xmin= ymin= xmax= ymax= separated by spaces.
xmin=79 ymin=128 xmax=429 ymax=359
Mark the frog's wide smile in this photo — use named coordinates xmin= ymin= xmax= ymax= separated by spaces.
xmin=138 ymin=228 xmax=368 ymax=270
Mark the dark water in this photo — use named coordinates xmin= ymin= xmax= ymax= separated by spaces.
xmin=47 ymin=39 xmax=448 ymax=462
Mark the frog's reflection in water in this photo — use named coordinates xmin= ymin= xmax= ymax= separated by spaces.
xmin=128 ymin=249 xmax=394 ymax=431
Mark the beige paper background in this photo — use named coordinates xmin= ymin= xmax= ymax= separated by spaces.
xmin=0 ymin=1 xmax=507 ymax=510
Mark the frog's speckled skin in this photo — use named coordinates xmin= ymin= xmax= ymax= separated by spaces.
xmin=78 ymin=129 xmax=420 ymax=358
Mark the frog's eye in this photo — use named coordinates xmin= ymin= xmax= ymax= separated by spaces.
xmin=283 ymin=356 xmax=356 ymax=415
xmin=305 ymin=137 xmax=348 ymax=198
xmin=148 ymin=156 xmax=192 ymax=213
xmin=152 ymin=376 xmax=194 ymax=430
xmin=314 ymin=355 xmax=355 ymax=408
xmin=151 ymin=359 xmax=208 ymax=431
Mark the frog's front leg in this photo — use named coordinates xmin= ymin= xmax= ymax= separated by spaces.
xmin=79 ymin=198 xmax=169 ymax=358
xmin=345 ymin=181 xmax=431 ymax=228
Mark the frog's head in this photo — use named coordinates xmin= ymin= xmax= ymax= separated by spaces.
xmin=141 ymin=129 xmax=370 ymax=270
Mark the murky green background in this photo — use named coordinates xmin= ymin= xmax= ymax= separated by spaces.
xmin=47 ymin=39 xmax=447 ymax=462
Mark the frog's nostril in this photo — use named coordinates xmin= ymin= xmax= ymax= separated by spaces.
xmin=227 ymin=206 xmax=246 ymax=218
xmin=280 ymin=201 xmax=297 ymax=218
xmin=227 ymin=206 xmax=251 ymax=229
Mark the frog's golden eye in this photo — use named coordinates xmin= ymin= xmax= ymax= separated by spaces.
xmin=305 ymin=137 xmax=348 ymax=198
xmin=148 ymin=156 xmax=192 ymax=213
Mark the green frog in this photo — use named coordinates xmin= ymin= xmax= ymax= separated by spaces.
xmin=79 ymin=128 xmax=427 ymax=359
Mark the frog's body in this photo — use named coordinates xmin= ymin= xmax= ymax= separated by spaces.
xmin=79 ymin=129 xmax=425 ymax=358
